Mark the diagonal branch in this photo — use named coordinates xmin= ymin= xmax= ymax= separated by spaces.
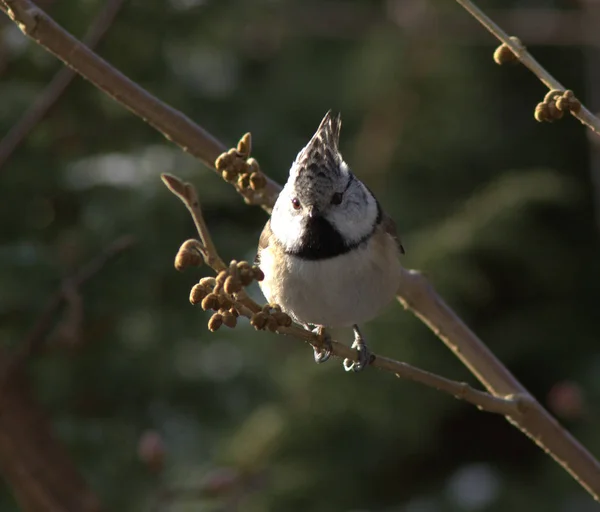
xmin=454 ymin=0 xmax=600 ymax=137
xmin=2 ymin=0 xmax=600 ymax=502
xmin=396 ymin=269 xmax=600 ymax=499
xmin=0 ymin=0 xmax=126 ymax=171
xmin=0 ymin=0 xmax=280 ymax=210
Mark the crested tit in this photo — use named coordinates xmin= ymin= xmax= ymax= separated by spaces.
xmin=255 ymin=112 xmax=404 ymax=371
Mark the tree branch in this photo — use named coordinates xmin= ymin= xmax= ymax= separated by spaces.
xmin=3 ymin=0 xmax=600 ymax=502
xmin=397 ymin=269 xmax=600 ymax=498
xmin=454 ymin=0 xmax=600 ymax=137
xmin=0 ymin=0 xmax=126 ymax=171
xmin=0 ymin=0 xmax=280 ymax=210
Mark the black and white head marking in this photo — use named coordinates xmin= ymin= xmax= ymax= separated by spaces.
xmin=270 ymin=111 xmax=381 ymax=260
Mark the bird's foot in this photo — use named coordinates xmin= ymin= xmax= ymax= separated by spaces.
xmin=311 ymin=326 xmax=332 ymax=364
xmin=343 ymin=325 xmax=373 ymax=372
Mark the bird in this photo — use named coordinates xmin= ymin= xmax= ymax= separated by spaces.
xmin=254 ymin=111 xmax=404 ymax=371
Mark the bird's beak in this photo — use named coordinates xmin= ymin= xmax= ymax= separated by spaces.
xmin=306 ymin=205 xmax=319 ymax=218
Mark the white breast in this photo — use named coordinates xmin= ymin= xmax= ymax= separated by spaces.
xmin=258 ymin=230 xmax=401 ymax=328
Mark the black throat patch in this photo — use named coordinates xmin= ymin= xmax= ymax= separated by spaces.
xmin=287 ymin=206 xmax=380 ymax=261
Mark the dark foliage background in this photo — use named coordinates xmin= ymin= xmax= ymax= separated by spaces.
xmin=1 ymin=0 xmax=600 ymax=510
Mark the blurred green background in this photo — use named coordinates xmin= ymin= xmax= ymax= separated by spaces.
xmin=1 ymin=0 xmax=600 ymax=510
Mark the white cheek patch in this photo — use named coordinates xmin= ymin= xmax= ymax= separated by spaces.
xmin=270 ymin=190 xmax=306 ymax=251
xmin=326 ymin=181 xmax=378 ymax=244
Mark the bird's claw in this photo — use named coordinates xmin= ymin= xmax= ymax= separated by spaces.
xmin=343 ymin=327 xmax=372 ymax=372
xmin=312 ymin=327 xmax=332 ymax=364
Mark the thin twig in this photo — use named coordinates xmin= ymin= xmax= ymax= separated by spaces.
xmin=163 ymin=174 xmax=520 ymax=418
xmin=0 ymin=0 xmax=126 ymax=171
xmin=161 ymin=174 xmax=227 ymax=272
xmin=3 ymin=0 xmax=600 ymax=501
xmin=454 ymin=0 xmax=600 ymax=137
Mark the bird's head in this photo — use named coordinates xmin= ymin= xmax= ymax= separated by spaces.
xmin=271 ymin=111 xmax=380 ymax=256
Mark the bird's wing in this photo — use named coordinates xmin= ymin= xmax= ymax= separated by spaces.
xmin=381 ymin=212 xmax=405 ymax=255
xmin=254 ymin=218 xmax=273 ymax=264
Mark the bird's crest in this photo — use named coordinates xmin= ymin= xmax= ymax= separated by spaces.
xmin=293 ymin=111 xmax=346 ymax=187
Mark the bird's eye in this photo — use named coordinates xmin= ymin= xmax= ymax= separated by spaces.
xmin=331 ymin=192 xmax=343 ymax=205
xmin=291 ymin=197 xmax=301 ymax=210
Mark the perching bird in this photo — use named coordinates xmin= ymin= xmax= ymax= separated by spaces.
xmin=255 ymin=111 xmax=404 ymax=371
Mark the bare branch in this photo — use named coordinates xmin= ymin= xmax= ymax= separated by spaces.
xmin=3 ymin=0 xmax=600 ymax=501
xmin=397 ymin=269 xmax=600 ymax=500
xmin=0 ymin=0 xmax=126 ymax=171
xmin=161 ymin=174 xmax=226 ymax=272
xmin=0 ymin=0 xmax=281 ymax=210
xmin=454 ymin=0 xmax=600 ymax=137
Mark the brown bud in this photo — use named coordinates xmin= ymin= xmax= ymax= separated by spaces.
xmin=246 ymin=157 xmax=260 ymax=175
xmin=175 ymin=240 xmax=203 ymax=271
xmin=201 ymin=293 xmax=220 ymax=311
xmin=273 ymin=311 xmax=292 ymax=327
xmin=190 ymin=284 xmax=208 ymax=305
xmin=251 ymin=265 xmax=265 ymax=281
xmin=544 ymin=89 xmax=562 ymax=104
xmin=237 ymin=173 xmax=250 ymax=190
xmin=208 ymin=313 xmax=223 ymax=331
xmin=232 ymin=157 xmax=247 ymax=175
xmin=215 ymin=153 xmax=231 ymax=171
xmin=222 ymin=169 xmax=238 ymax=183
xmin=556 ymin=91 xmax=581 ymax=114
xmin=250 ymin=311 xmax=268 ymax=330
xmin=227 ymin=148 xmax=239 ymax=158
xmin=222 ymin=311 xmax=237 ymax=328
xmin=266 ymin=316 xmax=279 ymax=332
xmin=556 ymin=96 xmax=567 ymax=112
xmin=224 ymin=275 xmax=242 ymax=294
xmin=138 ymin=430 xmax=165 ymax=473
xmin=237 ymin=261 xmax=251 ymax=271
xmin=568 ymin=97 xmax=581 ymax=114
xmin=534 ymin=102 xmax=550 ymax=123
xmin=218 ymin=294 xmax=234 ymax=310
xmin=237 ymin=133 xmax=252 ymax=158
xmin=229 ymin=307 xmax=239 ymax=318
xmin=228 ymin=261 xmax=240 ymax=279
xmin=239 ymin=270 xmax=254 ymax=286
xmin=249 ymin=172 xmax=266 ymax=191
xmin=547 ymin=101 xmax=564 ymax=120
xmin=216 ymin=270 xmax=228 ymax=285
xmin=493 ymin=43 xmax=518 ymax=65
xmin=199 ymin=277 xmax=217 ymax=288
xmin=268 ymin=303 xmax=281 ymax=313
